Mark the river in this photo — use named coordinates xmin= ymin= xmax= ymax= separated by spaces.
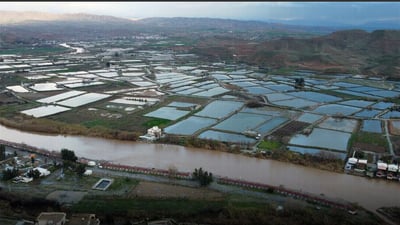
xmin=59 ymin=43 xmax=85 ymax=54
xmin=0 ymin=124 xmax=399 ymax=211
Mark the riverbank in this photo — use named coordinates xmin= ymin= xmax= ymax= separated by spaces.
xmin=0 ymin=117 xmax=346 ymax=175
xmin=0 ymin=146 xmax=385 ymax=225
xmin=0 ymin=117 xmax=140 ymax=141
xmin=1 ymin=123 xmax=399 ymax=213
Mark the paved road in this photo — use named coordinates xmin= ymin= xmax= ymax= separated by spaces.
xmin=384 ymin=119 xmax=395 ymax=155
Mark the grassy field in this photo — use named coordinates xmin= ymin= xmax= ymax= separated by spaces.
xmin=257 ymin=140 xmax=282 ymax=150
xmin=0 ymin=46 xmax=69 ymax=56
xmin=71 ymin=191 xmax=382 ymax=225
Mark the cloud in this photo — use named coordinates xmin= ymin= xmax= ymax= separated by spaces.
xmin=0 ymin=1 xmax=398 ymax=26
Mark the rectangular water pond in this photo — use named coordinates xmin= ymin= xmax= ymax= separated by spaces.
xmin=287 ymin=91 xmax=342 ymax=103
xmin=380 ymin=111 xmax=400 ymax=119
xmin=256 ymin=117 xmax=289 ymax=134
xmin=289 ymin=128 xmax=351 ymax=152
xmin=361 ymin=120 xmax=382 ymax=133
xmin=353 ymin=109 xmax=382 ymax=118
xmin=339 ymin=100 xmax=374 ymax=108
xmin=212 ymin=113 xmax=271 ymax=133
xmin=243 ymin=86 xmax=274 ymax=95
xmin=273 ymin=98 xmax=318 ymax=109
xmin=92 ymin=178 xmax=114 ymax=191
xmin=371 ymin=102 xmax=394 ymax=110
xmin=195 ymin=100 xmax=244 ymax=119
xmin=312 ymin=104 xmax=361 ymax=116
xmin=334 ymin=90 xmax=382 ymax=99
xmin=287 ymin=146 xmax=347 ymax=160
xmin=167 ymin=102 xmax=198 ymax=108
xmin=164 ymin=116 xmax=217 ymax=135
xmin=267 ymin=84 xmax=295 ymax=92
xmin=198 ymin=130 xmax=257 ymax=144
xmin=265 ymin=93 xmax=294 ymax=102
xmin=193 ymin=86 xmax=230 ymax=97
xmin=317 ymin=117 xmax=358 ymax=133
xmin=296 ymin=113 xmax=323 ymax=124
xmin=144 ymin=106 xmax=190 ymax=120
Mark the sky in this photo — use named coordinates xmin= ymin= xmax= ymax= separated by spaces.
xmin=0 ymin=2 xmax=399 ymax=26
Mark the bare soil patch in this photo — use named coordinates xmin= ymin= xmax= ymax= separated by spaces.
xmin=271 ymin=121 xmax=310 ymax=138
xmin=353 ymin=142 xmax=386 ymax=154
xmin=130 ymin=181 xmax=224 ymax=200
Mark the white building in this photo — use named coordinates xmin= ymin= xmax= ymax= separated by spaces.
xmin=147 ymin=126 xmax=162 ymax=138
xmin=139 ymin=126 xmax=162 ymax=141
xmin=36 ymin=212 xmax=66 ymax=225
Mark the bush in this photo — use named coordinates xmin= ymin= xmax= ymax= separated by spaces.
xmin=2 ymin=168 xmax=19 ymax=181
xmin=61 ymin=149 xmax=77 ymax=162
xmin=27 ymin=169 xmax=41 ymax=179
xmin=192 ymin=167 xmax=213 ymax=186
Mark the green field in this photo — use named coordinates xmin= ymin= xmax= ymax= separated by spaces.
xmin=0 ymin=45 xmax=69 ymax=56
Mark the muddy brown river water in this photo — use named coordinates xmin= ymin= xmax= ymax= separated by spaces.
xmin=1 ymin=124 xmax=399 ymax=211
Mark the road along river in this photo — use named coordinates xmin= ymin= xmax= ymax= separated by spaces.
xmin=0 ymin=124 xmax=399 ymax=211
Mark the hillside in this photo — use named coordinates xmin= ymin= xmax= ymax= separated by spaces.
xmin=0 ymin=11 xmax=335 ymax=45
xmin=193 ymin=29 xmax=400 ymax=78
xmin=0 ymin=11 xmax=399 ymax=78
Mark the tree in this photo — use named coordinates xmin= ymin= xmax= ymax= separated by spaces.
xmin=2 ymin=168 xmax=19 ymax=181
xmin=27 ymin=169 xmax=41 ymax=179
xmin=0 ymin=145 xmax=5 ymax=161
xmin=61 ymin=149 xmax=77 ymax=162
xmin=75 ymin=163 xmax=86 ymax=177
xmin=192 ymin=167 xmax=213 ymax=186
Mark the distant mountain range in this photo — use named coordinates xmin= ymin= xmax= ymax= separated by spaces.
xmin=265 ymin=18 xmax=400 ymax=31
xmin=0 ymin=10 xmax=339 ymax=44
xmin=0 ymin=11 xmax=399 ymax=78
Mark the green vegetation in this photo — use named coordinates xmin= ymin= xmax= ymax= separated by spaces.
xmin=61 ymin=149 xmax=78 ymax=162
xmin=2 ymin=168 xmax=19 ymax=181
xmin=192 ymin=167 xmax=213 ymax=186
xmin=27 ymin=169 xmax=41 ymax=179
xmin=0 ymin=145 xmax=5 ymax=161
xmin=348 ymin=132 xmax=388 ymax=150
xmin=258 ymin=140 xmax=282 ymax=150
xmin=257 ymin=148 xmax=345 ymax=173
xmin=72 ymin=197 xmax=224 ymax=216
xmin=108 ymin=177 xmax=139 ymax=191
xmin=269 ymin=67 xmax=295 ymax=75
xmin=0 ymin=46 xmax=68 ymax=55
xmin=70 ymin=193 xmax=382 ymax=225
xmin=142 ymin=118 xmax=171 ymax=128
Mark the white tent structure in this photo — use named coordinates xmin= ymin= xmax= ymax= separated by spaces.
xmin=33 ymin=167 xmax=51 ymax=177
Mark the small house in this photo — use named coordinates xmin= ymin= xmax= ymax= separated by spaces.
xmin=376 ymin=162 xmax=388 ymax=178
xmin=33 ymin=167 xmax=51 ymax=177
xmin=69 ymin=214 xmax=100 ymax=225
xmin=387 ymin=164 xmax=399 ymax=180
xmin=366 ymin=163 xmax=377 ymax=178
xmin=354 ymin=159 xmax=367 ymax=173
xmin=345 ymin=157 xmax=358 ymax=170
xmin=36 ymin=212 xmax=66 ymax=225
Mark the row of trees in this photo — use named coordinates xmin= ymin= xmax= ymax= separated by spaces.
xmin=192 ymin=167 xmax=213 ymax=186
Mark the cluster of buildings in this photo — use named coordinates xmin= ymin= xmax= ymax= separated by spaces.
xmin=17 ymin=212 xmax=100 ymax=225
xmin=345 ymin=157 xmax=400 ymax=181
